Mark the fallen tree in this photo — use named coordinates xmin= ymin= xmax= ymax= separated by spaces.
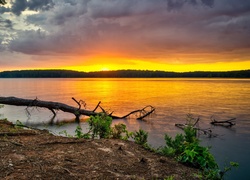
xmin=0 ymin=96 xmax=155 ymax=121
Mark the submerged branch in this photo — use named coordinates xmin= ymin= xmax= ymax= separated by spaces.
xmin=210 ymin=118 xmax=236 ymax=127
xmin=175 ymin=117 xmax=218 ymax=138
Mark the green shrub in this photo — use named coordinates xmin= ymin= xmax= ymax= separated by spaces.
xmin=160 ymin=122 xmax=239 ymax=179
xmin=88 ymin=113 xmax=112 ymax=139
xmin=163 ymin=133 xmax=185 ymax=156
xmin=162 ymin=125 xmax=218 ymax=169
xmin=111 ymin=123 xmax=128 ymax=139
xmin=132 ymin=129 xmax=148 ymax=145
xmin=75 ymin=125 xmax=90 ymax=139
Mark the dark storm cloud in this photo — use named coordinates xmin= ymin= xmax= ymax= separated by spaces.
xmin=63 ymin=0 xmax=77 ymax=6
xmin=165 ymin=0 xmax=214 ymax=10
xmin=201 ymin=0 xmax=214 ymax=7
xmin=88 ymin=0 xmax=215 ymax=18
xmin=9 ymin=29 xmax=50 ymax=54
xmin=27 ymin=0 xmax=55 ymax=11
xmin=48 ymin=1 xmax=88 ymax=25
xmin=11 ymin=0 xmax=54 ymax=15
xmin=2 ymin=0 xmax=250 ymax=65
xmin=11 ymin=0 xmax=27 ymax=16
xmin=0 ymin=5 xmax=10 ymax=14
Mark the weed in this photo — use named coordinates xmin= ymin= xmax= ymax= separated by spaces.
xmin=75 ymin=125 xmax=90 ymax=139
xmin=15 ymin=120 xmax=25 ymax=128
xmin=59 ymin=130 xmax=73 ymax=138
xmin=164 ymin=175 xmax=174 ymax=180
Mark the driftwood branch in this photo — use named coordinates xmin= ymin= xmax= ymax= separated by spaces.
xmin=210 ymin=118 xmax=236 ymax=127
xmin=0 ymin=96 xmax=155 ymax=121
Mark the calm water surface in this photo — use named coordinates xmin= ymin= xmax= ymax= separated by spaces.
xmin=0 ymin=78 xmax=250 ymax=179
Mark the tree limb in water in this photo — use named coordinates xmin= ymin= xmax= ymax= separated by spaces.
xmin=175 ymin=123 xmax=217 ymax=138
xmin=0 ymin=96 xmax=155 ymax=121
xmin=175 ymin=117 xmax=218 ymax=138
xmin=210 ymin=117 xmax=236 ymax=127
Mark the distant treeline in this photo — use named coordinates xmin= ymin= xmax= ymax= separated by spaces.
xmin=0 ymin=69 xmax=249 ymax=78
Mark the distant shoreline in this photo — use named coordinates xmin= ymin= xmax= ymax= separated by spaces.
xmin=0 ymin=69 xmax=249 ymax=78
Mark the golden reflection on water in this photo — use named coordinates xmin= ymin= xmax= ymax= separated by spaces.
xmin=0 ymin=78 xmax=250 ymax=127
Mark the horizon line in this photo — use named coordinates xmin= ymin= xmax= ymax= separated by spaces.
xmin=1 ymin=68 xmax=250 ymax=73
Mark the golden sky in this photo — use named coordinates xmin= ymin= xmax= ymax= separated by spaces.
xmin=0 ymin=0 xmax=250 ymax=72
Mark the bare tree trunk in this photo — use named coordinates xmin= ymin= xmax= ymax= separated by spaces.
xmin=0 ymin=96 xmax=155 ymax=121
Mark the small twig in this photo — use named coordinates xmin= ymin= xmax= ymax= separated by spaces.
xmin=92 ymin=101 xmax=101 ymax=112
xmin=193 ymin=117 xmax=200 ymax=127
xmin=72 ymin=97 xmax=81 ymax=110
xmin=99 ymin=105 xmax=107 ymax=114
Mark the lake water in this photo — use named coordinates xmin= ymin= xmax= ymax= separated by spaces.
xmin=0 ymin=78 xmax=250 ymax=179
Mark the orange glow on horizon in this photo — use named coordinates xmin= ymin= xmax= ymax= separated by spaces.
xmin=59 ymin=58 xmax=250 ymax=72
xmin=1 ymin=55 xmax=249 ymax=73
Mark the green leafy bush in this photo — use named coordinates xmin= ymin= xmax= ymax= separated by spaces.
xmin=162 ymin=125 xmax=218 ymax=169
xmin=88 ymin=113 xmax=112 ymax=139
xmin=111 ymin=123 xmax=128 ymax=139
xmin=160 ymin=122 xmax=238 ymax=179
xmin=132 ymin=129 xmax=148 ymax=145
xmin=75 ymin=125 xmax=90 ymax=139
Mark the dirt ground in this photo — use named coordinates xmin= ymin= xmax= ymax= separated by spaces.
xmin=0 ymin=119 xmax=199 ymax=180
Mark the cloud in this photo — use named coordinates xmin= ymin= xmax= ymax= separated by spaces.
xmin=0 ymin=17 xmax=13 ymax=29
xmin=1 ymin=0 xmax=250 ymax=66
xmin=11 ymin=0 xmax=27 ymax=16
xmin=0 ymin=5 xmax=10 ymax=14
xmin=10 ymin=0 xmax=54 ymax=15
xmin=201 ymin=0 xmax=214 ymax=7
xmin=27 ymin=0 xmax=54 ymax=11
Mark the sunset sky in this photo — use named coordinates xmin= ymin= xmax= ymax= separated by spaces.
xmin=0 ymin=0 xmax=250 ymax=72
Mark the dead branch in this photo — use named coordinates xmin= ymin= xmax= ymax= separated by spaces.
xmin=92 ymin=101 xmax=101 ymax=112
xmin=114 ymin=105 xmax=155 ymax=120
xmin=0 ymin=96 xmax=155 ymax=121
xmin=72 ymin=98 xmax=86 ymax=110
xmin=210 ymin=117 xmax=236 ymax=127
xmin=175 ymin=117 xmax=218 ymax=138
xmin=72 ymin=97 xmax=81 ymax=110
